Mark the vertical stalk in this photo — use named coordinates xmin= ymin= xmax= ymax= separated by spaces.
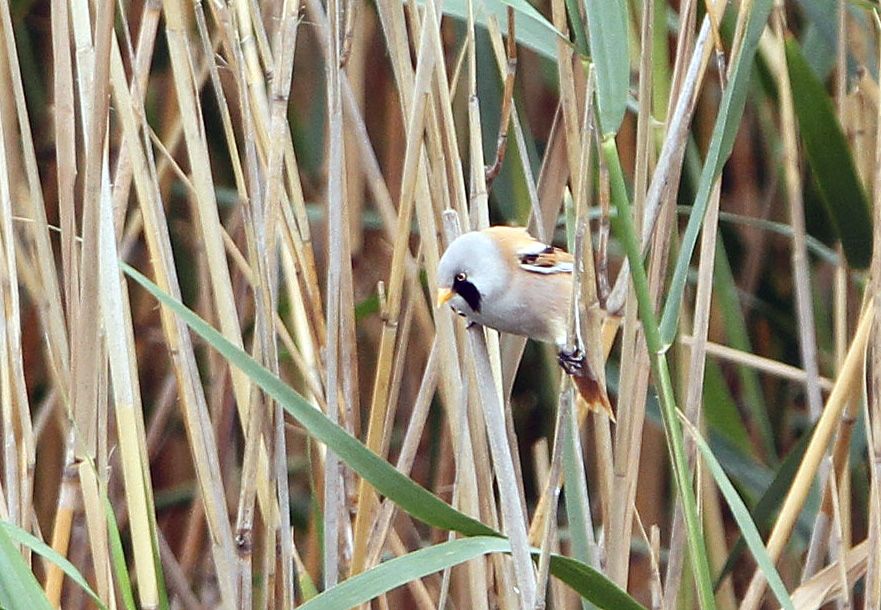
xmin=603 ymin=137 xmax=716 ymax=610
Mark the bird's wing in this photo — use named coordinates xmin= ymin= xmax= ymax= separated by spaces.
xmin=482 ymin=225 xmax=574 ymax=275
xmin=515 ymin=241 xmax=574 ymax=275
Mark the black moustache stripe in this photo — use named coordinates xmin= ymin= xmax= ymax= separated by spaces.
xmin=453 ymin=277 xmax=481 ymax=313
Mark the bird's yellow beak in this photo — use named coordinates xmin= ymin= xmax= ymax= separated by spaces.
xmin=436 ymin=287 xmax=455 ymax=308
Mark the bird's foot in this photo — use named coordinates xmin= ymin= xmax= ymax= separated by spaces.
xmin=558 ymin=347 xmax=584 ymax=376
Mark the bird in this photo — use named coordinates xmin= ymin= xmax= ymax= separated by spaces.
xmin=436 ymin=225 xmax=614 ymax=420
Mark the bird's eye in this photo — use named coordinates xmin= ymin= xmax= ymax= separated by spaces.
xmin=455 ymin=272 xmax=467 ymax=282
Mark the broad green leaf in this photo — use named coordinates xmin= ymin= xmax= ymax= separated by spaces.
xmin=785 ymin=37 xmax=872 ymax=269
xmin=300 ymin=537 xmax=512 ymax=609
xmin=122 ymin=263 xmax=646 ymax=610
xmin=0 ymin=523 xmax=58 ymax=610
xmin=682 ymin=420 xmax=794 ymax=610
xmin=122 ymin=264 xmax=495 ymax=539
xmin=659 ymin=0 xmax=775 ymax=345
xmin=1 ymin=522 xmax=108 ymax=610
xmin=545 ymin=553 xmax=646 ymax=610
xmin=301 ymin=537 xmax=644 ymax=610
xmin=583 ymin=0 xmax=629 ymax=134
xmin=426 ymin=0 xmax=566 ymax=62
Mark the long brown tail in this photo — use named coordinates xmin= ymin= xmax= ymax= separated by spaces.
xmin=571 ymin=372 xmax=615 ymax=422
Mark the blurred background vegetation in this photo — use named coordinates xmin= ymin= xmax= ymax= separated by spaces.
xmin=0 ymin=0 xmax=879 ymax=608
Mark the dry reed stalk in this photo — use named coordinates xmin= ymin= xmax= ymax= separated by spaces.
xmin=701 ymin=466 xmax=737 ymax=610
xmin=443 ymin=211 xmax=537 ymax=610
xmin=462 ymin=0 xmax=531 ymax=555
xmin=867 ymin=307 xmax=881 ymax=610
xmin=50 ymin=0 xmax=77 ymax=318
xmin=773 ymin=8 xmax=824 ymax=422
xmin=615 ymin=146 xmax=680 ymax=595
xmin=575 ymin=73 xmax=618 ymax=539
xmin=98 ymin=142 xmax=162 ymax=606
xmin=71 ymin=0 xmax=114 ymax=460
xmin=324 ymin=0 xmax=348 ymax=587
xmin=527 ymin=321 xmax=617 ymax=545
xmin=43 ymin=433 xmax=77 ymax=605
xmin=364 ymin=339 xmax=440 ymax=565
xmin=740 ymin=301 xmax=874 ymax=609
xmin=163 ymin=0 xmax=252 ymax=434
xmin=865 ymin=18 xmax=881 ymax=608
xmin=224 ymin=4 xmax=294 ymax=603
xmin=111 ymin=0 xmax=161 ymax=232
xmin=348 ymin=2 xmax=437 ymax=578
xmin=466 ymin=9 xmax=490 ymax=229
xmin=77 ymin=461 xmax=113 ymax=603
xmin=680 ymin=337 xmax=835 ymax=390
xmin=534 ymin=382 xmax=569 ymax=605
xmin=113 ymin=11 xmax=239 ymax=601
xmin=0 ymin=58 xmax=31 ymax=536
xmin=462 ymin=328 xmax=513 ymax=609
xmin=803 ymin=370 xmax=861 ymax=583
xmin=828 ymin=3 xmax=857 ymax=585
xmin=606 ymin=7 xmax=716 ymax=314
xmin=664 ymin=177 xmax=721 ymax=608
xmin=790 ymin=539 xmax=869 ymax=609
xmin=607 ymin=255 xmax=649 ymax=588
xmin=482 ymin=16 xmax=544 ymax=241
xmin=0 ymin=0 xmax=69 ymax=402
xmin=157 ymin=531 xmax=203 ymax=610
xmin=549 ymin=0 xmax=582 ymax=186
xmin=530 ymin=439 xmax=567 ymax=609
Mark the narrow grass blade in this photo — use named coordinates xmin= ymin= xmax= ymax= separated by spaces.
xmin=785 ymin=36 xmax=872 ymax=269
xmin=123 ymin=262 xmax=495 ymax=539
xmin=714 ymin=425 xmax=813 ymax=588
xmin=702 ymin=362 xmax=751 ymax=453
xmin=712 ymin=238 xmax=776 ymax=460
xmin=659 ymin=0 xmax=775 ymax=345
xmin=564 ymin=0 xmax=588 ymax=56
xmin=681 ymin=418 xmax=794 ymax=610
xmin=0 ymin=522 xmax=71 ymax=610
xmin=583 ymin=0 xmax=629 ymax=134
xmin=103 ymin=496 xmax=138 ymax=610
xmin=122 ymin=263 xmax=647 ymax=610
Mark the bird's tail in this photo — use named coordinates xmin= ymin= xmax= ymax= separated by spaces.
xmin=571 ymin=372 xmax=615 ymax=422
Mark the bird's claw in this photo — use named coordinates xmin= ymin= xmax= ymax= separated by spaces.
xmin=558 ymin=347 xmax=584 ymax=376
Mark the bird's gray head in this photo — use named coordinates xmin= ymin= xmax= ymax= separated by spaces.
xmin=436 ymin=231 xmax=508 ymax=315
